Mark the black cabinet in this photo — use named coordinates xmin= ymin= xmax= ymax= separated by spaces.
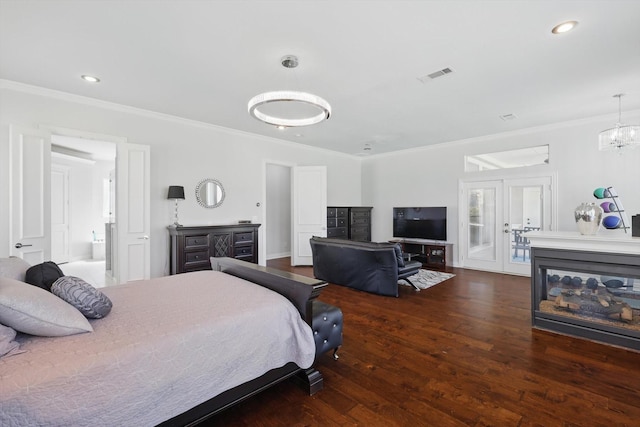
xmin=327 ymin=207 xmax=372 ymax=241
xmin=327 ymin=207 xmax=348 ymax=239
xmin=395 ymin=240 xmax=453 ymax=270
xmin=168 ymin=224 xmax=260 ymax=274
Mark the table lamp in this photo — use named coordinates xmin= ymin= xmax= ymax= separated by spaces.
xmin=167 ymin=185 xmax=185 ymax=227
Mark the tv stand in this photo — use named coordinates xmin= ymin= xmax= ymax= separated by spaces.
xmin=390 ymin=238 xmax=453 ymax=270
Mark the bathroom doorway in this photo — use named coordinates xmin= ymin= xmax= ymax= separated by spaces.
xmin=51 ymin=135 xmax=116 ymax=286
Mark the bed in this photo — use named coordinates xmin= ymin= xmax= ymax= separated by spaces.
xmin=0 ymin=257 xmax=327 ymax=426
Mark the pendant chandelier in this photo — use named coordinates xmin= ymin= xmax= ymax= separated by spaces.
xmin=598 ymin=94 xmax=639 ymax=151
xmin=248 ymin=55 xmax=331 ymax=128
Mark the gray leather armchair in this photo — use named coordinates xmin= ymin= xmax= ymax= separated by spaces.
xmin=309 ymin=236 xmax=422 ymax=297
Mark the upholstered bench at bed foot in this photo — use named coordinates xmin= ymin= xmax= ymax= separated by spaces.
xmin=312 ymin=300 xmax=343 ymax=360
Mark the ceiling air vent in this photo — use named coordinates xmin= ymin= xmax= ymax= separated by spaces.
xmin=418 ymin=67 xmax=454 ymax=83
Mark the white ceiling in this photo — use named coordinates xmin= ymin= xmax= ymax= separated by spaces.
xmin=1 ymin=0 xmax=639 ymax=156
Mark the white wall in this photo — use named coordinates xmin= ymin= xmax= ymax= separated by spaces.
xmin=0 ymin=84 xmax=363 ymax=278
xmin=362 ymin=112 xmax=640 ymax=266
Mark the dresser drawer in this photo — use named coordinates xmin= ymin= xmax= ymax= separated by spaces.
xmin=327 ymin=207 xmax=337 ymax=217
xmin=351 ymin=210 xmax=371 ymax=219
xmin=234 ymin=245 xmax=253 ymax=258
xmin=234 ymin=232 xmax=254 ymax=244
xmin=351 ymin=226 xmax=370 ymax=235
xmin=185 ymin=235 xmax=208 ymax=248
xmin=336 ymin=208 xmax=348 ymax=218
xmin=351 ymin=217 xmax=370 ymax=225
xmin=350 ymin=233 xmax=369 ymax=242
xmin=327 ymin=227 xmax=347 ymax=238
xmin=327 ymin=218 xmax=337 ymax=228
xmin=337 ymin=218 xmax=347 ymax=227
xmin=185 ymin=250 xmax=209 ymax=264
xmin=184 ymin=262 xmax=211 ymax=272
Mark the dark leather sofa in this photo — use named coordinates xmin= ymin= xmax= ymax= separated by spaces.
xmin=309 ymin=236 xmax=422 ymax=297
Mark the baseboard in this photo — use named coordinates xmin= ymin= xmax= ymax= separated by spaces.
xmin=266 ymin=252 xmax=291 ymax=260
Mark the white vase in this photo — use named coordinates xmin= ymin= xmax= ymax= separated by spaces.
xmin=574 ymin=202 xmax=603 ymax=235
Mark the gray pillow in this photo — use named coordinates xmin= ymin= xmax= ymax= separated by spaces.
xmin=0 ymin=257 xmax=31 ymax=282
xmin=51 ymin=276 xmax=113 ymax=319
xmin=0 ymin=277 xmax=92 ymax=336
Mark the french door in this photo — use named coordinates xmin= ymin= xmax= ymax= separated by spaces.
xmin=460 ymin=175 xmax=554 ymax=275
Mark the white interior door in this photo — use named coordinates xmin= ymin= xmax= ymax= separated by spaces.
xmin=291 ymin=166 xmax=326 ymax=266
xmin=460 ymin=175 xmax=553 ymax=275
xmin=9 ymin=126 xmax=51 ymax=265
xmin=116 ymin=142 xmax=150 ymax=283
xmin=50 ymin=164 xmax=70 ymax=263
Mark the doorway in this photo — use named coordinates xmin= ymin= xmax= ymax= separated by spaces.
xmin=50 ymin=135 xmax=116 ymax=286
xmin=265 ymin=163 xmax=292 ymax=261
xmin=263 ymin=163 xmax=327 ymax=266
xmin=459 ymin=175 xmax=555 ymax=275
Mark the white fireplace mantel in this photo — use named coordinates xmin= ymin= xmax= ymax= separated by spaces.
xmin=527 ymin=231 xmax=640 ymax=255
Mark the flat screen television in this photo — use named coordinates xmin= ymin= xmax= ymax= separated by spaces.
xmin=393 ymin=207 xmax=447 ymax=241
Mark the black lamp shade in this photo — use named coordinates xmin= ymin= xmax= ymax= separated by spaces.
xmin=167 ymin=186 xmax=185 ymax=200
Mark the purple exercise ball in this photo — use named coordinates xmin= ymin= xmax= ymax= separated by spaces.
xmin=600 ymin=202 xmax=615 ymax=213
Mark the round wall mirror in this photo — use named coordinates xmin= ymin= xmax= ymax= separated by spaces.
xmin=195 ymin=178 xmax=225 ymax=208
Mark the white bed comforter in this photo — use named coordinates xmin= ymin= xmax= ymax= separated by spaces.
xmin=0 ymin=271 xmax=315 ymax=426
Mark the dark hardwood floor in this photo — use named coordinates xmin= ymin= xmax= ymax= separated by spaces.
xmin=204 ymin=259 xmax=640 ymax=426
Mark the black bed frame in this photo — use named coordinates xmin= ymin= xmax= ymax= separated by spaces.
xmin=158 ymin=257 xmax=327 ymax=427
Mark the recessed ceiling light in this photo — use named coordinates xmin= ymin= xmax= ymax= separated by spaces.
xmin=551 ymin=21 xmax=578 ymax=34
xmin=81 ymin=75 xmax=100 ymax=83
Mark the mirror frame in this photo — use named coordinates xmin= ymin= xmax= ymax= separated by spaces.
xmin=195 ymin=178 xmax=225 ymax=208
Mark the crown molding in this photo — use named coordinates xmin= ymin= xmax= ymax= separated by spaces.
xmin=0 ymin=79 xmax=355 ymax=160
xmin=3 ymin=79 xmax=637 ymax=162
xmin=363 ymin=108 xmax=640 ymax=160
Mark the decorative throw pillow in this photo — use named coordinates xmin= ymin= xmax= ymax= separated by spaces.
xmin=0 ymin=323 xmax=23 ymax=358
xmin=25 ymin=261 xmax=65 ymax=291
xmin=51 ymin=276 xmax=113 ymax=319
xmin=393 ymin=244 xmax=405 ymax=268
xmin=0 ymin=256 xmax=31 ymax=282
xmin=0 ymin=277 xmax=93 ymax=337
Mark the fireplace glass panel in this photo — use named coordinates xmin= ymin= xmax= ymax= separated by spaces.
xmin=532 ymin=247 xmax=640 ymax=350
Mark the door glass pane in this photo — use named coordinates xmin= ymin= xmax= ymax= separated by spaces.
xmin=509 ymin=185 xmax=542 ymax=264
xmin=468 ymin=188 xmax=496 ymax=260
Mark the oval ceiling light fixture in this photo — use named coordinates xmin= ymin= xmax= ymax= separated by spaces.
xmin=551 ymin=21 xmax=578 ymax=34
xmin=248 ymin=55 xmax=331 ymax=128
xmin=81 ymin=74 xmax=101 ymax=83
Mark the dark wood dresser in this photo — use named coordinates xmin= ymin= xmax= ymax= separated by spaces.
xmin=327 ymin=207 xmax=372 ymax=241
xmin=168 ymin=224 xmax=260 ymax=274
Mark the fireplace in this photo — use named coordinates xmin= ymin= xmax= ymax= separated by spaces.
xmin=529 ymin=232 xmax=640 ymax=351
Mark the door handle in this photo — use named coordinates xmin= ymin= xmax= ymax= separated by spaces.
xmin=138 ymin=236 xmax=149 ymax=240
xmin=14 ymin=243 xmax=33 ymax=249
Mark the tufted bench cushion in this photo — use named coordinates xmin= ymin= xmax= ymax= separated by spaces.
xmin=312 ymin=300 xmax=343 ymax=360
